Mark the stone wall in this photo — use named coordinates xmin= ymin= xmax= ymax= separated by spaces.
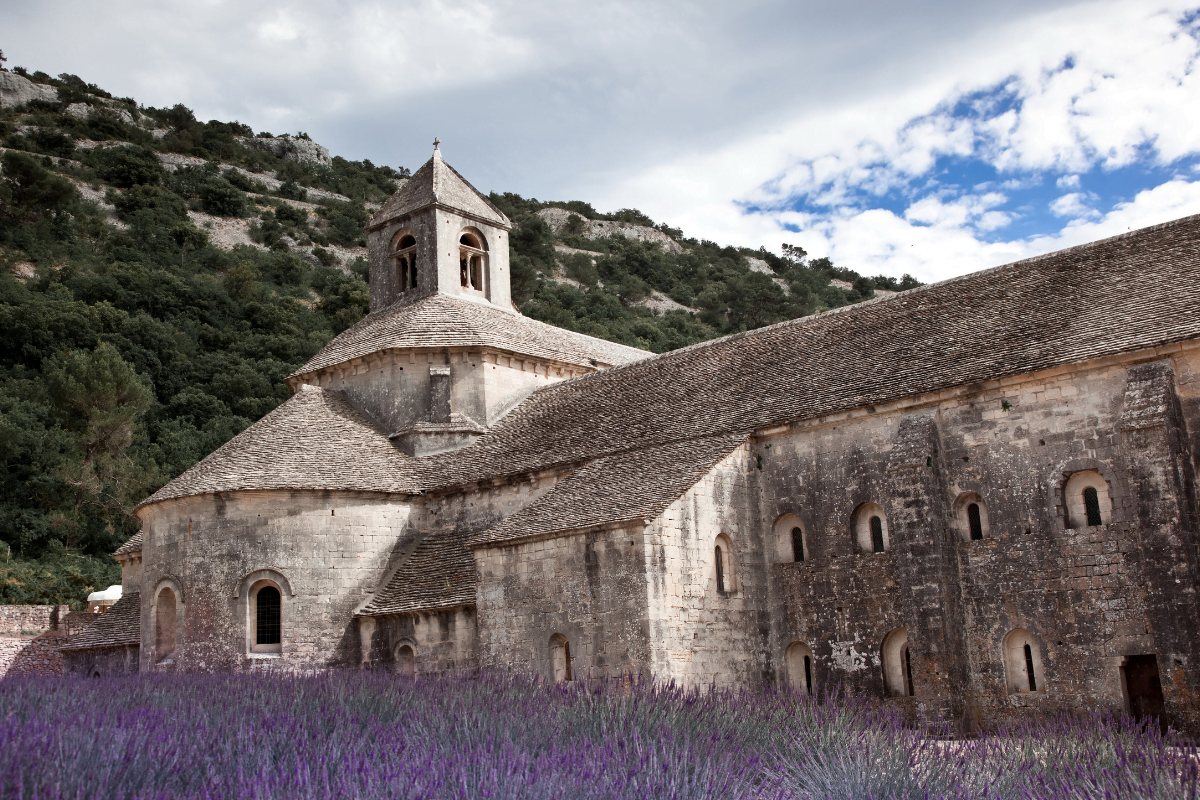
xmin=644 ymin=443 xmax=770 ymax=688
xmin=475 ymin=524 xmax=653 ymax=681
xmin=61 ymin=644 xmax=138 ymax=677
xmin=135 ymin=490 xmax=420 ymax=672
xmin=0 ymin=605 xmax=70 ymax=635
xmin=0 ymin=635 xmax=64 ymax=677
xmin=301 ymin=346 xmax=587 ymax=439
xmin=367 ymin=607 xmax=478 ymax=675
xmin=761 ymin=348 xmax=1200 ymax=731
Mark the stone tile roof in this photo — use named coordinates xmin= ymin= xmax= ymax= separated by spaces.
xmin=368 ymin=148 xmax=509 ymax=231
xmin=358 ymin=529 xmax=477 ymax=616
xmin=420 ymin=214 xmax=1200 ymax=490
xmin=141 ymin=386 xmax=418 ymax=506
xmin=290 ymin=293 xmax=650 ymax=378
xmin=61 ymin=593 xmax=140 ymax=651
xmin=113 ymin=531 xmax=142 ymax=556
xmin=468 ymin=433 xmax=748 ymax=548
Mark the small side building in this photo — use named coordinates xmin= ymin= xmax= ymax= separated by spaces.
xmin=60 ymin=532 xmax=143 ymax=676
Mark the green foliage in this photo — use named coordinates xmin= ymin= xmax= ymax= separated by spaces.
xmin=0 ymin=130 xmax=371 ymax=579
xmin=0 ymin=553 xmax=120 ymax=608
xmin=0 ymin=152 xmax=77 ymax=224
xmin=87 ymin=145 xmax=165 ymax=189
xmin=169 ymin=165 xmax=247 ymax=217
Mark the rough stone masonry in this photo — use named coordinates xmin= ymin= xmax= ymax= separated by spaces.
xmin=61 ymin=142 xmax=1200 ymax=735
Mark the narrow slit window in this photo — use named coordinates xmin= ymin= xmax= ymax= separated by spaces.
xmin=968 ymin=503 xmax=983 ymax=540
xmin=870 ymin=516 xmax=885 ymax=553
xmin=804 ymin=655 xmax=812 ymax=694
xmin=904 ymin=646 xmax=915 ymax=697
xmin=1024 ymin=644 xmax=1037 ymax=691
xmin=791 ymin=527 xmax=805 ymax=562
xmin=1083 ymin=487 xmax=1102 ymax=526
xmin=256 ymin=586 xmax=281 ymax=646
xmin=715 ymin=545 xmax=725 ymax=593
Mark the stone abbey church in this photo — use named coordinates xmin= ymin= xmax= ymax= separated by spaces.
xmin=63 ymin=143 xmax=1200 ymax=732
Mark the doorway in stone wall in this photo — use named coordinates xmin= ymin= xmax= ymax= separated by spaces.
xmin=1124 ymin=655 xmax=1166 ymax=726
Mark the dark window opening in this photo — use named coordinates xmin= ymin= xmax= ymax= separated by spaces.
xmin=470 ymin=255 xmax=482 ymax=290
xmin=791 ymin=526 xmax=805 ymax=562
xmin=870 ymin=516 xmax=885 ymax=553
xmin=460 ymin=257 xmax=469 ymax=287
xmin=1084 ymin=487 xmax=1102 ymax=526
xmin=398 ymin=235 xmax=416 ymax=249
xmin=1024 ymin=643 xmax=1037 ymax=691
xmin=256 ymin=586 xmax=281 ymax=646
xmin=804 ymin=655 xmax=812 ymax=694
xmin=904 ymin=646 xmax=915 ymax=697
xmin=968 ymin=503 xmax=983 ymax=540
xmin=715 ymin=546 xmax=725 ymax=593
xmin=563 ymin=641 xmax=573 ymax=682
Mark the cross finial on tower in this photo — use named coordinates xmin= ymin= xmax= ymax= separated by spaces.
xmin=433 ymin=137 xmax=440 ymax=150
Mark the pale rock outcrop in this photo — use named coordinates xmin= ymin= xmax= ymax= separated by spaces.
xmin=537 ymin=207 xmax=683 ymax=254
xmin=0 ymin=72 xmax=59 ymax=109
xmin=63 ymin=101 xmax=136 ymax=125
xmin=746 ymin=256 xmax=790 ymax=295
xmin=239 ymin=134 xmax=332 ymax=167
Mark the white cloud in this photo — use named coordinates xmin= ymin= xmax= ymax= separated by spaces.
xmin=1049 ymin=192 xmax=1100 ymax=218
xmin=596 ymin=0 xmax=1200 ymax=281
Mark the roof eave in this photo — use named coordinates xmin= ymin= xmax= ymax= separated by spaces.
xmin=366 ymin=201 xmax=512 ymax=234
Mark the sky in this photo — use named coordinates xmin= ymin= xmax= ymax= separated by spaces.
xmin=6 ymin=0 xmax=1200 ymax=282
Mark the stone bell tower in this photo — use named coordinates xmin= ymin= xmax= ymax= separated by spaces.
xmin=365 ymin=140 xmax=513 ymax=313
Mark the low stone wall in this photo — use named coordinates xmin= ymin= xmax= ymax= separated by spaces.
xmin=0 ymin=605 xmax=70 ymax=635
xmin=0 ymin=635 xmax=65 ymax=677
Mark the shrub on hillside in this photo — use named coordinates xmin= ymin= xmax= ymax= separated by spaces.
xmin=88 ymin=145 xmax=164 ymax=188
xmin=0 ymin=152 xmax=77 ymax=225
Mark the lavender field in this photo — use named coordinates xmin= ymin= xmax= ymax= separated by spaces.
xmin=0 ymin=673 xmax=1193 ymax=800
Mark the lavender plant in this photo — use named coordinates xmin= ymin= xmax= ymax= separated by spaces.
xmin=0 ymin=672 xmax=1192 ymax=799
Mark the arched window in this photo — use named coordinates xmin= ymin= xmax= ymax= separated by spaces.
xmin=1064 ymin=471 xmax=1112 ymax=529
xmin=1083 ymin=488 xmax=1101 ymax=526
xmin=870 ymin=517 xmax=885 ymax=552
xmin=396 ymin=643 xmax=415 ymax=678
xmin=458 ymin=229 xmax=487 ymax=292
xmin=773 ymin=514 xmax=807 ymax=564
xmin=786 ymin=642 xmax=814 ymax=695
xmin=854 ymin=503 xmax=889 ymax=554
xmin=968 ymin=504 xmax=983 ymax=540
xmin=953 ymin=493 xmax=990 ymax=542
xmin=550 ymin=633 xmax=572 ymax=683
xmin=391 ymin=232 xmax=417 ymax=293
xmin=714 ymin=534 xmax=735 ymax=594
xmin=155 ymin=587 xmax=177 ymax=663
xmin=250 ymin=582 xmax=282 ymax=653
xmin=882 ymin=627 xmax=913 ymax=697
xmin=1002 ymin=629 xmax=1044 ymax=694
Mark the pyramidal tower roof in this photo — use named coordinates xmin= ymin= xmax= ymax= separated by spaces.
xmin=368 ymin=141 xmax=510 ymax=231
